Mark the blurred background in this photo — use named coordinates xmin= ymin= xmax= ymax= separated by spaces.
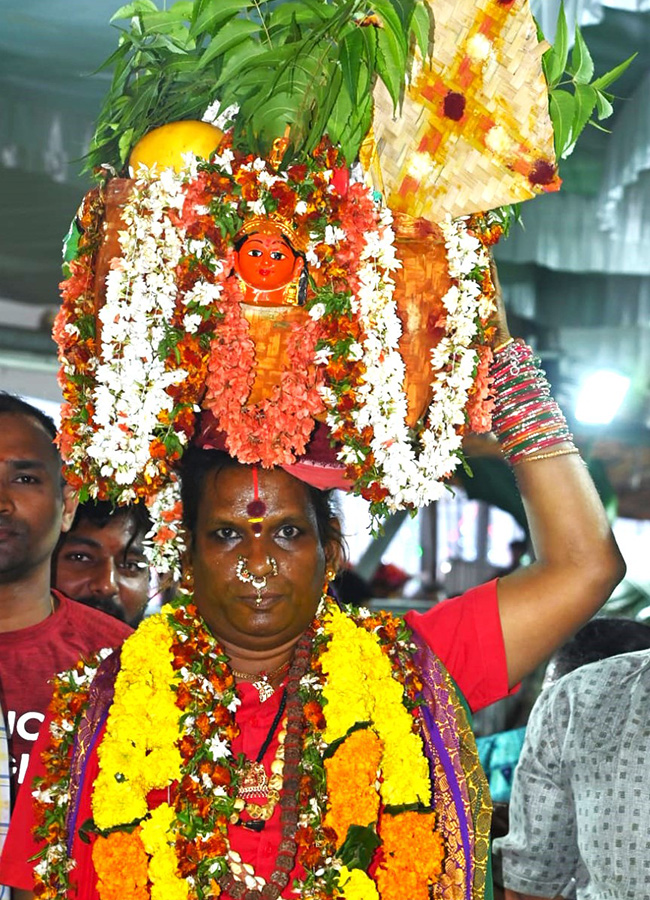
xmin=1 ymin=0 xmax=649 ymax=617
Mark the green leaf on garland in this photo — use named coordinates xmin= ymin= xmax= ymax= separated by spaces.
xmin=338 ymin=824 xmax=382 ymax=871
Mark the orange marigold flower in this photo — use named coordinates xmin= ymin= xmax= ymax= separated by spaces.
xmin=324 ymin=729 xmax=383 ymax=846
xmin=304 ymin=700 xmax=326 ymax=730
xmin=376 ymin=810 xmax=444 ymax=900
xmin=92 ymin=828 xmax=149 ymax=900
xmin=211 ymin=765 xmax=232 ymax=787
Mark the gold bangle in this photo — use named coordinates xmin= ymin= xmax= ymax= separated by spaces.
xmin=493 ymin=336 xmax=515 ymax=354
xmin=521 ymin=447 xmax=580 ymax=462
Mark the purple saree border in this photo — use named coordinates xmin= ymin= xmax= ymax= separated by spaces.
xmin=413 ymin=634 xmax=474 ymax=900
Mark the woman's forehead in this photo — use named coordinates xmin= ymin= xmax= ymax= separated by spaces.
xmin=201 ymin=465 xmax=313 ymax=515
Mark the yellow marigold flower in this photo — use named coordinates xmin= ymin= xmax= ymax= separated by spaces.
xmin=141 ymin=803 xmax=188 ymax=900
xmin=93 ymin=613 xmax=182 ymax=829
xmin=338 ymin=865 xmax=379 ymax=900
xmin=92 ymin=770 xmax=149 ymax=829
xmin=324 ymin=729 xmax=382 ymax=845
xmin=321 ymin=606 xmax=431 ymax=807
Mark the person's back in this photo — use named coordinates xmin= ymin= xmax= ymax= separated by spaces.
xmin=495 ymin=649 xmax=650 ymax=899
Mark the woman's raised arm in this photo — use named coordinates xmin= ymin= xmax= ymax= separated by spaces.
xmin=488 ymin=265 xmax=625 ymax=686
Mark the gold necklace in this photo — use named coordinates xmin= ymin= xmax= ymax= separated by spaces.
xmin=230 ymin=660 xmax=290 ymax=702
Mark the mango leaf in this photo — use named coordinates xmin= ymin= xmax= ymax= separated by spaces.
xmin=569 ymin=25 xmax=594 ymax=84
xmin=543 ymin=2 xmax=568 ymax=88
xmin=269 ymin=0 xmax=335 ymax=28
xmin=118 ymin=127 xmax=135 ymax=164
xmin=549 ymin=88 xmax=575 ymax=158
xmin=410 ymin=1 xmax=433 ymax=59
xmin=382 ymin=0 xmax=417 ymax=31
xmin=310 ymin=68 xmax=344 ymax=152
xmin=111 ymin=0 xmax=159 ymax=23
xmin=198 ymin=18 xmax=259 ymax=69
xmin=595 ymin=89 xmax=614 ymax=120
xmin=591 ymin=53 xmax=637 ymax=91
xmin=140 ymin=4 xmax=194 ymax=34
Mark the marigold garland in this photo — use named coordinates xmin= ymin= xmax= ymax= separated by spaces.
xmin=32 ymin=596 xmax=445 ymax=900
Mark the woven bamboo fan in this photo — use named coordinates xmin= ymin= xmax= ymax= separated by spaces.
xmin=367 ymin=0 xmax=559 ymax=222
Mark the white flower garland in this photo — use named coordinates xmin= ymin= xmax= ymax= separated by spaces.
xmin=332 ymin=213 xmax=494 ymax=511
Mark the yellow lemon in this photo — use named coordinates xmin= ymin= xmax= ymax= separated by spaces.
xmin=129 ymin=120 xmax=225 ymax=174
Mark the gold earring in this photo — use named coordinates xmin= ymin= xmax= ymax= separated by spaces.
xmin=181 ymin=569 xmax=194 ymax=591
xmin=326 ymin=568 xmax=337 ymax=582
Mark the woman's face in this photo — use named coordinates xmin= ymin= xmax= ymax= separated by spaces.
xmin=189 ymin=465 xmax=337 ymax=653
xmin=234 ymin=233 xmax=303 ymax=292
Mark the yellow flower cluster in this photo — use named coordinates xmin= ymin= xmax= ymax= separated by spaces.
xmin=320 ymin=606 xmax=430 ymax=807
xmin=92 ymin=612 xmax=183 ymax=829
xmin=140 ymin=803 xmax=189 ymax=900
xmin=337 ymin=866 xmax=379 ymax=900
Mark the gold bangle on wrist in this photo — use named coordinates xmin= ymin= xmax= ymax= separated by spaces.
xmin=493 ymin=336 xmax=515 ymax=354
xmin=522 ymin=447 xmax=580 ymax=462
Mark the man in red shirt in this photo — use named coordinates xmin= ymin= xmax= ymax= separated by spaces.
xmin=0 ymin=394 xmax=131 ymax=796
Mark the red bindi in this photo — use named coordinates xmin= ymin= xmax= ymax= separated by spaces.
xmin=246 ymin=467 xmax=267 ymax=534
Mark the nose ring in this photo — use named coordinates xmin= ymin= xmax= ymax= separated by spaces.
xmin=236 ymin=556 xmax=278 ymax=605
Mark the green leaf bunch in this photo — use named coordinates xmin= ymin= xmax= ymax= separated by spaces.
xmin=542 ymin=2 xmax=636 ymax=159
xmin=86 ymin=0 xmax=431 ymax=174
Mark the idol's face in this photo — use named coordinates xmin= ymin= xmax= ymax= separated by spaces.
xmin=189 ymin=465 xmax=336 ymax=653
xmin=234 ymin=232 xmax=303 ymax=292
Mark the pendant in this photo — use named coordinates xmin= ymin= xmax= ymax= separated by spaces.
xmin=238 ymin=760 xmax=269 ymax=801
xmin=252 ymin=676 xmax=274 ymax=702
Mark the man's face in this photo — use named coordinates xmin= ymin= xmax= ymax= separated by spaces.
xmin=54 ymin=515 xmax=150 ymax=626
xmin=0 ymin=413 xmax=76 ymax=585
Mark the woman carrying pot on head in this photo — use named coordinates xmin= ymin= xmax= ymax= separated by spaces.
xmin=1 ymin=294 xmax=625 ymax=900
